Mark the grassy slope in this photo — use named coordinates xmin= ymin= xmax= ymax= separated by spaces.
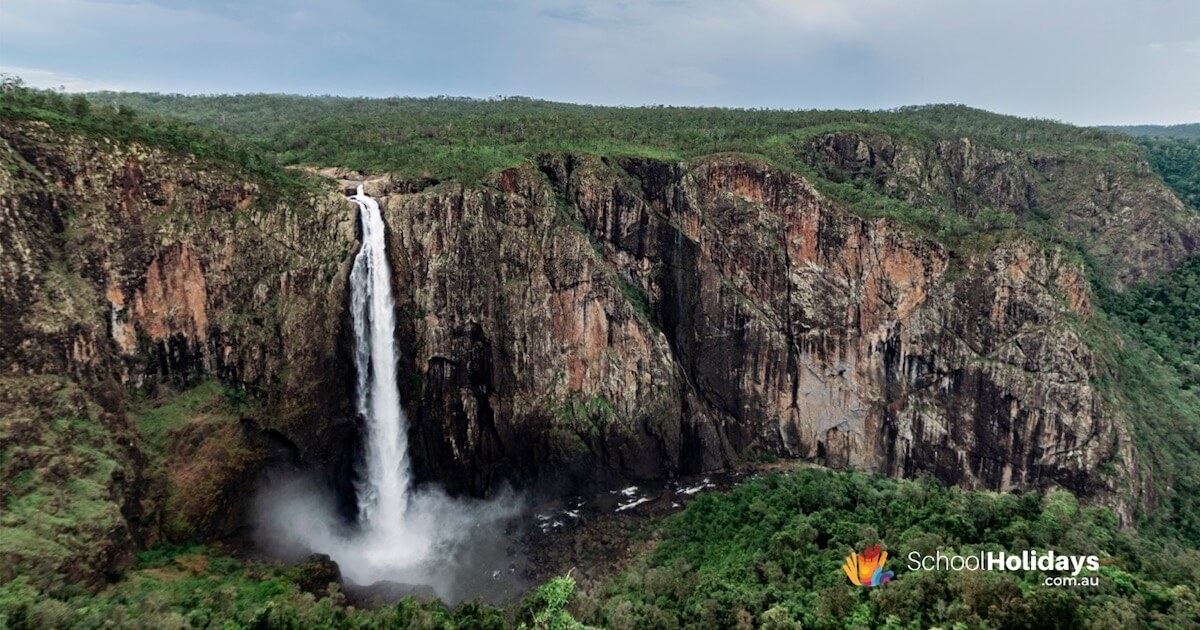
xmin=130 ymin=382 xmax=265 ymax=542
xmin=0 ymin=377 xmax=137 ymax=595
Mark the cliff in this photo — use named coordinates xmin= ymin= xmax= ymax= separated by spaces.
xmin=0 ymin=120 xmax=359 ymax=589
xmin=804 ymin=130 xmax=1200 ymax=287
xmin=379 ymin=154 xmax=1141 ymax=511
xmin=2 ymin=116 xmax=1194 ymax=590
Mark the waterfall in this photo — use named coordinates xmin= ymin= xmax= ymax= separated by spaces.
xmin=348 ymin=184 xmax=410 ymax=534
xmin=251 ymin=185 xmax=523 ymax=601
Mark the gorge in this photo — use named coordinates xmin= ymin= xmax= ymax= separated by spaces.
xmin=2 ymin=89 xmax=1199 ymax=626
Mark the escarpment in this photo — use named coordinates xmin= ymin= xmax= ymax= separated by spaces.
xmin=3 ymin=116 xmax=1195 ymax=590
xmin=382 ymin=154 xmax=1141 ymax=513
xmin=0 ymin=121 xmax=361 ymax=590
xmin=803 ymin=130 xmax=1200 ymax=287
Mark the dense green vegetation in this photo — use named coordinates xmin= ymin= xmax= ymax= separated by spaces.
xmin=1135 ymin=137 xmax=1200 ymax=209
xmin=1101 ymin=123 xmax=1200 ymax=139
xmin=82 ymin=91 xmax=1126 ymax=183
xmin=1094 ymin=128 xmax=1200 ymax=546
xmin=1101 ymin=257 xmax=1200 ymax=392
xmin=0 ymin=77 xmax=317 ymax=200
xmin=7 ymin=469 xmax=1198 ymax=629
xmin=1 ymin=546 xmax=346 ymax=629
xmin=1085 ymin=311 xmax=1200 ymax=545
xmin=1094 ymin=257 xmax=1200 ymax=544
xmin=0 ymin=544 xmax=582 ymax=629
xmin=576 ymin=470 xmax=1199 ymax=629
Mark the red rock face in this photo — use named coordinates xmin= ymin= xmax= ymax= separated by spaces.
xmin=383 ymin=154 xmax=1136 ymax=516
xmin=128 ymin=247 xmax=209 ymax=343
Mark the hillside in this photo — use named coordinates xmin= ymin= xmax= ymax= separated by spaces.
xmin=86 ymin=92 xmax=1128 ymax=177
xmin=3 ymin=82 xmax=1200 ymax=627
xmin=1100 ymin=123 xmax=1200 ymax=139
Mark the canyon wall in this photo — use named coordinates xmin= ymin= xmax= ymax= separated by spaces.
xmin=379 ymin=154 xmax=1145 ymax=510
xmin=0 ymin=121 xmax=359 ymax=588
xmin=4 ymin=119 xmax=1196 ymax=589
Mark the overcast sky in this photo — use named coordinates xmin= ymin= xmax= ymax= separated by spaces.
xmin=1 ymin=0 xmax=1197 ymax=125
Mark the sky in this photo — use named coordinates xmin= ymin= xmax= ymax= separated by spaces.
xmin=0 ymin=0 xmax=1197 ymax=125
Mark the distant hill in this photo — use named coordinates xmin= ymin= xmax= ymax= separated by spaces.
xmin=1101 ymin=123 xmax=1200 ymax=139
xmin=79 ymin=92 xmax=1132 ymax=182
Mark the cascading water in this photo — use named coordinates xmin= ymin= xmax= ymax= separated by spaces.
xmin=251 ymin=185 xmax=524 ymax=602
xmin=348 ymin=184 xmax=410 ymax=533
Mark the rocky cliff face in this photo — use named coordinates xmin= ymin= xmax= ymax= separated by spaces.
xmin=3 ymin=118 xmax=1189 ymax=589
xmin=803 ymin=130 xmax=1200 ymax=287
xmin=378 ymin=154 xmax=1139 ymax=513
xmin=0 ymin=121 xmax=360 ymax=590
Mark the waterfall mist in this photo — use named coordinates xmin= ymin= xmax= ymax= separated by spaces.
xmin=252 ymin=186 xmax=525 ymax=603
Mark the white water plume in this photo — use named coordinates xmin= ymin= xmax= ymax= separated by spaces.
xmin=253 ymin=186 xmax=523 ymax=603
xmin=349 ymin=184 xmax=409 ymax=535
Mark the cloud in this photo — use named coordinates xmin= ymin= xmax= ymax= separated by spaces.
xmin=1148 ymin=39 xmax=1200 ymax=54
xmin=0 ymin=65 xmax=131 ymax=92
xmin=0 ymin=0 xmax=373 ymax=94
xmin=0 ymin=0 xmax=1196 ymax=123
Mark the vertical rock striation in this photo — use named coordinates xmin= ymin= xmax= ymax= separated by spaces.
xmin=378 ymin=153 xmax=1146 ymax=518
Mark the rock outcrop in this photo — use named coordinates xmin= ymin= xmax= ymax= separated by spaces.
xmin=803 ymin=130 xmax=1200 ymax=287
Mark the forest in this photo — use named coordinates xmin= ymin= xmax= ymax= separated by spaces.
xmin=79 ymin=91 xmax=1128 ymax=181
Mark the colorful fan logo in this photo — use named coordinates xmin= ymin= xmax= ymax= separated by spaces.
xmin=842 ymin=545 xmax=894 ymax=587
